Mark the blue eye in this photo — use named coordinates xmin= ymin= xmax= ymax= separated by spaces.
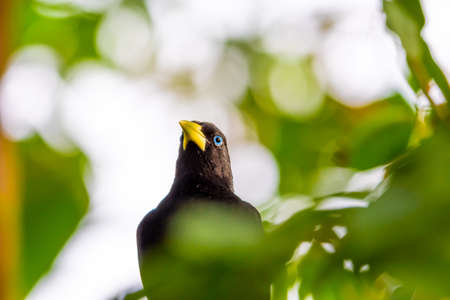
xmin=213 ymin=135 xmax=223 ymax=146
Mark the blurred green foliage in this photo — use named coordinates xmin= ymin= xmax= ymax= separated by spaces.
xmin=343 ymin=128 xmax=450 ymax=297
xmin=241 ymin=89 xmax=414 ymax=194
xmin=5 ymin=0 xmax=450 ymax=299
xmin=17 ymin=137 xmax=89 ymax=297
xmin=13 ymin=0 xmax=101 ymax=68
xmin=140 ymin=205 xmax=270 ymax=300
xmin=384 ymin=0 xmax=450 ymax=112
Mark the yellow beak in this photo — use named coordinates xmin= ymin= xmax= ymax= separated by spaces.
xmin=179 ymin=120 xmax=206 ymax=151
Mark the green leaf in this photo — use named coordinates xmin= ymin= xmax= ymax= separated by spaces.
xmin=384 ymin=0 xmax=423 ymax=58
xmin=15 ymin=3 xmax=101 ymax=67
xmin=343 ymin=127 xmax=450 ymax=296
xmin=298 ymin=243 xmax=328 ymax=300
xmin=350 ymin=120 xmax=412 ymax=170
xmin=349 ymin=99 xmax=414 ymax=170
xmin=271 ymin=268 xmax=289 ymax=300
xmin=18 ymin=136 xmax=89 ymax=297
xmin=389 ymin=287 xmax=414 ymax=300
xmin=168 ymin=203 xmax=263 ymax=263
xmin=142 ymin=203 xmax=271 ymax=300
xmin=384 ymin=0 xmax=450 ymax=110
xmin=240 ymin=92 xmax=352 ymax=195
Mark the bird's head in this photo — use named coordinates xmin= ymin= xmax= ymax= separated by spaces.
xmin=175 ymin=120 xmax=233 ymax=190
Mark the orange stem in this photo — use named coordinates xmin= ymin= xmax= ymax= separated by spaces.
xmin=0 ymin=1 xmax=20 ymax=300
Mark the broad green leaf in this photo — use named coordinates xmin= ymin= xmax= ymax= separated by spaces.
xmin=349 ymin=96 xmax=414 ymax=170
xmin=142 ymin=203 xmax=270 ymax=300
xmin=168 ymin=203 xmax=263 ymax=262
xmin=18 ymin=136 xmax=89 ymax=297
xmin=349 ymin=118 xmax=412 ymax=170
xmin=343 ymin=128 xmax=450 ymax=296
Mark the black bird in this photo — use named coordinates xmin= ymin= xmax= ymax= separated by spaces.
xmin=137 ymin=120 xmax=268 ymax=300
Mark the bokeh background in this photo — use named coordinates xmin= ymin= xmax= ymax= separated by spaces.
xmin=1 ymin=0 xmax=450 ymax=299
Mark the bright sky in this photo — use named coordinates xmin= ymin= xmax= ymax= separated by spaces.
xmin=1 ymin=0 xmax=449 ymax=299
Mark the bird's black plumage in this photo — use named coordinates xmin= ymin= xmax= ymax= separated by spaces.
xmin=136 ymin=121 xmax=268 ymax=300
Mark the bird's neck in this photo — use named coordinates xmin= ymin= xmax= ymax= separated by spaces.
xmin=174 ymin=155 xmax=234 ymax=193
xmin=171 ymin=171 xmax=234 ymax=197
